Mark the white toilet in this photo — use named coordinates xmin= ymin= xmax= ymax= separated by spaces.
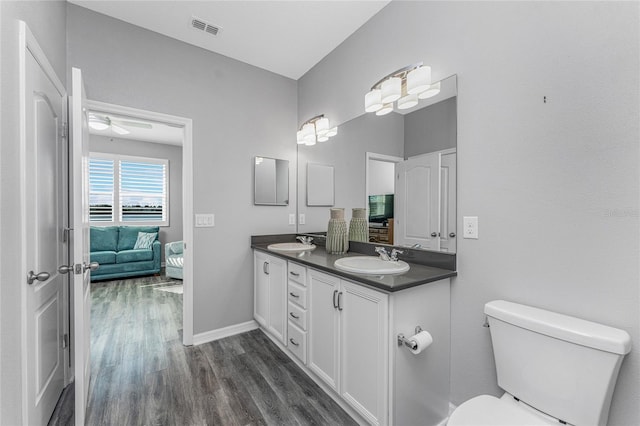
xmin=448 ymin=300 xmax=631 ymax=426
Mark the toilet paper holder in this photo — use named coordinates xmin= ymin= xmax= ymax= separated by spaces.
xmin=397 ymin=325 xmax=423 ymax=350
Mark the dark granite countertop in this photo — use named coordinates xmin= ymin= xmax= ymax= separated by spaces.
xmin=251 ymin=238 xmax=456 ymax=293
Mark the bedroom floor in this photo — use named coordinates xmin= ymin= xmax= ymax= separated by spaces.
xmin=49 ymin=275 xmax=356 ymax=425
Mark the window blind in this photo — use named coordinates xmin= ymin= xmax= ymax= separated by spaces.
xmin=89 ymin=158 xmax=115 ymax=222
xmin=119 ymin=160 xmax=167 ymax=223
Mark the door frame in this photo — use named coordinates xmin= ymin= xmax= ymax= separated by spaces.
xmin=85 ymin=100 xmax=194 ymax=346
xmin=18 ymin=20 xmax=69 ymax=422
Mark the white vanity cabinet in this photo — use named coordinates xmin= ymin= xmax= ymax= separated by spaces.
xmin=253 ymin=251 xmax=287 ymax=344
xmin=308 ymin=269 xmax=389 ymax=426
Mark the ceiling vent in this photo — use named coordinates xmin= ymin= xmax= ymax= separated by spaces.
xmin=191 ymin=17 xmax=221 ymax=37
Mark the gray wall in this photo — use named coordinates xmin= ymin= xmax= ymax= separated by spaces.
xmin=404 ymin=97 xmax=456 ymax=158
xmin=298 ymin=2 xmax=639 ymax=425
xmin=90 ymin=135 xmax=183 ymax=262
xmin=67 ymin=4 xmax=298 ymax=334
xmin=0 ymin=1 xmax=68 ymax=423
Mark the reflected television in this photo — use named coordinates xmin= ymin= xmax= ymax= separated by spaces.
xmin=368 ymin=194 xmax=394 ymax=223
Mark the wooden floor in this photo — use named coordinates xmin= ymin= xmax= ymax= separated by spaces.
xmin=50 ymin=275 xmax=356 ymax=426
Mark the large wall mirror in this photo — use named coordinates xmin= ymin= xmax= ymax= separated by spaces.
xmin=297 ymin=75 xmax=457 ymax=253
xmin=254 ymin=156 xmax=289 ymax=205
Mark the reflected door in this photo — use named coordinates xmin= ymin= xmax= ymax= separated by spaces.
xmin=439 ymin=151 xmax=457 ymax=253
xmin=395 ymin=153 xmax=441 ymax=250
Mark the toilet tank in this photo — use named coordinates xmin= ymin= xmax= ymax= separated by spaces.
xmin=485 ymin=300 xmax=631 ymax=426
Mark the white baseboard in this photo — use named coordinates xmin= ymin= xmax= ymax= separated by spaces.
xmin=192 ymin=320 xmax=259 ymax=346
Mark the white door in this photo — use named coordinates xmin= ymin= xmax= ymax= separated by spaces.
xmin=20 ymin=21 xmax=67 ymax=425
xmin=340 ymin=280 xmax=388 ymax=426
xmin=308 ymin=270 xmax=341 ymax=392
xmin=439 ymin=151 xmax=457 ymax=253
xmin=70 ymin=67 xmax=94 ymax=426
xmin=395 ymin=153 xmax=441 ymax=250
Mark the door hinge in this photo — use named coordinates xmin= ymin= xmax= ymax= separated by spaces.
xmin=62 ymin=227 xmax=73 ymax=243
xmin=62 ymin=333 xmax=69 ymax=349
xmin=61 ymin=122 xmax=68 ymax=139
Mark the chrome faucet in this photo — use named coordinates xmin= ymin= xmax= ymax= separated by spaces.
xmin=375 ymin=247 xmax=391 ymax=261
xmin=390 ymin=249 xmax=404 ymax=261
xmin=296 ymin=236 xmax=313 ymax=245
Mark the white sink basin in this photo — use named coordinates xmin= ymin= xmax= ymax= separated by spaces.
xmin=267 ymin=242 xmax=316 ymax=252
xmin=334 ymin=256 xmax=410 ymax=275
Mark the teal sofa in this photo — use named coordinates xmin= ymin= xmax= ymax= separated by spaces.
xmin=90 ymin=226 xmax=161 ymax=281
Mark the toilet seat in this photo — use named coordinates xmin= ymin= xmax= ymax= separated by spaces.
xmin=447 ymin=394 xmax=558 ymax=426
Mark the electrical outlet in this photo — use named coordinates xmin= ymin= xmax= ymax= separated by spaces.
xmin=288 ymin=214 xmax=296 ymax=225
xmin=463 ymin=216 xmax=478 ymax=239
xmin=299 ymin=213 xmax=306 ymax=225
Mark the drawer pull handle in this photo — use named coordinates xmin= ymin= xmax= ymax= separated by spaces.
xmin=289 ymin=292 xmax=299 ymax=298
xmin=332 ymin=290 xmax=338 ymax=309
xmin=289 ymin=312 xmax=300 ymax=319
xmin=289 ymin=271 xmax=300 ymax=276
xmin=289 ymin=338 xmax=299 ymax=347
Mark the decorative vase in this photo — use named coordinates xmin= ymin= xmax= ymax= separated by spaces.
xmin=326 ymin=208 xmax=349 ymax=254
xmin=349 ymin=208 xmax=368 ymax=243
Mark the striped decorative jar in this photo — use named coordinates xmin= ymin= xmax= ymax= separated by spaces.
xmin=326 ymin=208 xmax=349 ymax=254
xmin=349 ymin=208 xmax=368 ymax=243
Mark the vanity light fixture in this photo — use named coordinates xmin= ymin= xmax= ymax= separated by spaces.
xmin=364 ymin=62 xmax=441 ymax=115
xmin=296 ymin=114 xmax=338 ymax=146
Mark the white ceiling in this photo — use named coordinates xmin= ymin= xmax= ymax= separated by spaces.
xmin=68 ymin=0 xmax=390 ymax=80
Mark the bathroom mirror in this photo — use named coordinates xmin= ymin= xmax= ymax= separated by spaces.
xmin=297 ymin=75 xmax=457 ymax=253
xmin=254 ymin=156 xmax=289 ymax=205
xmin=307 ymin=163 xmax=335 ymax=206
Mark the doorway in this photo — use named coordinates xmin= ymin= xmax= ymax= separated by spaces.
xmin=84 ymin=100 xmax=194 ymax=346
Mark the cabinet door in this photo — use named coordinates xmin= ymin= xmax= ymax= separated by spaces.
xmin=340 ymin=280 xmax=389 ymax=426
xmin=266 ymin=255 xmax=286 ymax=343
xmin=308 ymin=270 xmax=341 ymax=392
xmin=253 ymin=252 xmax=269 ymax=327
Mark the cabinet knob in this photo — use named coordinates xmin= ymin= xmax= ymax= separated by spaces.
xmin=289 ymin=292 xmax=299 ymax=298
xmin=449 ymin=232 xmax=456 ymax=238
xmin=431 ymin=232 xmax=437 ymax=237
xmin=289 ymin=338 xmax=299 ymax=347
xmin=289 ymin=312 xmax=300 ymax=319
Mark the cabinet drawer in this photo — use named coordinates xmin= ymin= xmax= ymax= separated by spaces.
xmin=287 ymin=261 xmax=306 ymax=286
xmin=287 ymin=323 xmax=307 ymax=364
xmin=288 ymin=281 xmax=307 ymax=309
xmin=287 ymin=302 xmax=307 ymax=331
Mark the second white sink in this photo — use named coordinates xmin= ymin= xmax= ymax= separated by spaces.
xmin=267 ymin=242 xmax=316 ymax=252
xmin=334 ymin=256 xmax=410 ymax=275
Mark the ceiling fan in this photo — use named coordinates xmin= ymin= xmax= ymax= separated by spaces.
xmin=88 ymin=112 xmax=152 ymax=135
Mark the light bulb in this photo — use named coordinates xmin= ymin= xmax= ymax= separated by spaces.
xmin=364 ymin=89 xmax=383 ymax=113
xmin=397 ymin=93 xmax=419 ymax=110
xmin=407 ymin=66 xmax=431 ymax=95
xmin=381 ymin=77 xmax=401 ymax=103
xmin=376 ymin=104 xmax=394 ymax=116
xmin=315 ymin=117 xmax=330 ymax=136
xmin=418 ymin=81 xmax=441 ymax=99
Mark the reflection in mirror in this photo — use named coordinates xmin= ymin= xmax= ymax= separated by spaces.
xmin=298 ymin=75 xmax=457 ymax=253
xmin=254 ymin=156 xmax=289 ymax=205
xmin=307 ymin=163 xmax=335 ymax=206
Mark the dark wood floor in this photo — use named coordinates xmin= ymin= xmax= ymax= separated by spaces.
xmin=49 ymin=275 xmax=356 ymax=426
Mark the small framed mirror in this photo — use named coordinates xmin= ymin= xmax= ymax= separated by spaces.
xmin=254 ymin=156 xmax=289 ymax=205
xmin=307 ymin=163 xmax=334 ymax=206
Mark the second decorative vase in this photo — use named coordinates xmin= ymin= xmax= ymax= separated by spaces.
xmin=326 ymin=208 xmax=349 ymax=254
xmin=349 ymin=208 xmax=369 ymax=243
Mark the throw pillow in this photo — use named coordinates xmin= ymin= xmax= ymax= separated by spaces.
xmin=133 ymin=232 xmax=157 ymax=250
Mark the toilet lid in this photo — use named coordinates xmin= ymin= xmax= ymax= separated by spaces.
xmin=448 ymin=395 xmax=557 ymax=426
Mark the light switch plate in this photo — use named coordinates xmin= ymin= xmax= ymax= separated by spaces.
xmin=195 ymin=213 xmax=215 ymax=227
xmin=299 ymin=213 xmax=306 ymax=225
xmin=463 ymin=216 xmax=478 ymax=239
xmin=288 ymin=214 xmax=296 ymax=225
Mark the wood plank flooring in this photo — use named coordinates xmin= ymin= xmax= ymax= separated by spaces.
xmin=50 ymin=275 xmax=356 ymax=426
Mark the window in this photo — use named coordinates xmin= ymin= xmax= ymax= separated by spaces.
xmin=89 ymin=153 xmax=169 ymax=226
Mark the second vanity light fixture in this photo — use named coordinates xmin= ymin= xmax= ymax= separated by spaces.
xmin=364 ymin=62 xmax=441 ymax=116
xmin=296 ymin=114 xmax=338 ymax=146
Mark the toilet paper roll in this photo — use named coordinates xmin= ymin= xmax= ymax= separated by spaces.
xmin=409 ymin=330 xmax=433 ymax=354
